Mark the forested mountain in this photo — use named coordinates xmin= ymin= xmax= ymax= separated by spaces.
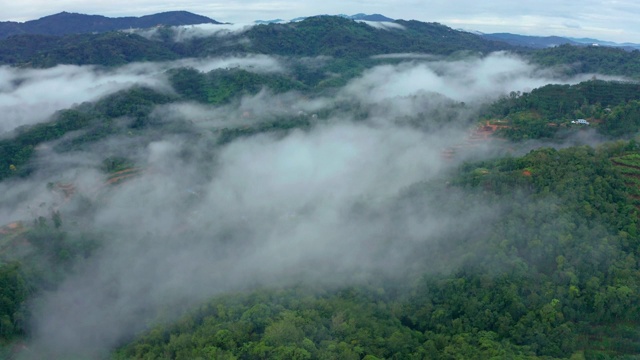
xmin=0 ymin=15 xmax=517 ymax=67
xmin=1 ymin=10 xmax=640 ymax=360
xmin=242 ymin=16 xmax=513 ymax=57
xmin=482 ymin=33 xmax=640 ymax=50
xmin=348 ymin=13 xmax=395 ymax=22
xmin=0 ymin=11 xmax=221 ymax=39
xmin=0 ymin=32 xmax=179 ymax=66
xmin=482 ymin=33 xmax=579 ymax=49
xmin=481 ymin=80 xmax=640 ymax=140
xmin=531 ymin=44 xmax=640 ymax=77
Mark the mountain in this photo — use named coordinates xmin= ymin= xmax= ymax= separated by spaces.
xmin=347 ymin=13 xmax=395 ymax=22
xmin=568 ymin=37 xmax=640 ymax=50
xmin=0 ymin=32 xmax=179 ymax=66
xmin=482 ymin=33 xmax=579 ymax=48
xmin=0 ymin=11 xmax=222 ymax=38
xmin=241 ymin=16 xmax=514 ymax=58
xmin=482 ymin=32 xmax=640 ymax=51
xmin=0 ymin=15 xmax=517 ymax=67
xmin=254 ymin=19 xmax=286 ymax=25
xmin=291 ymin=13 xmax=395 ymax=23
xmin=3 ymin=9 xmax=640 ymax=360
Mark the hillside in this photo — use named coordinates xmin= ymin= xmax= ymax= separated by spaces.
xmin=0 ymin=15 xmax=517 ymax=68
xmin=482 ymin=33 xmax=579 ymax=49
xmin=530 ymin=43 xmax=640 ymax=78
xmin=481 ymin=80 xmax=640 ymax=140
xmin=114 ymin=144 xmax=640 ymax=360
xmin=1 ymin=10 xmax=640 ymax=360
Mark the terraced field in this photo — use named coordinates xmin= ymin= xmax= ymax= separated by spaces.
xmin=611 ymin=153 xmax=640 ymax=209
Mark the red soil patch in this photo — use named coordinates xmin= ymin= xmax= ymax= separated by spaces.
xmin=0 ymin=222 xmax=23 ymax=235
xmin=106 ymin=168 xmax=143 ymax=185
xmin=469 ymin=121 xmax=508 ymax=141
xmin=441 ymin=121 xmax=509 ymax=160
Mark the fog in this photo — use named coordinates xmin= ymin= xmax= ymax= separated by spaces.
xmin=347 ymin=52 xmax=605 ymax=105
xmin=0 ymin=55 xmax=284 ymax=135
xmin=357 ymin=20 xmax=406 ymax=31
xmin=130 ymin=23 xmax=255 ymax=42
xmin=0 ymin=51 xmax=609 ymax=358
xmin=0 ymin=65 xmax=167 ymax=135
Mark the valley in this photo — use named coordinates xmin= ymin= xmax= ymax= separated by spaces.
xmin=0 ymin=9 xmax=639 ymax=360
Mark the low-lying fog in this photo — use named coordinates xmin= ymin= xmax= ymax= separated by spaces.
xmin=0 ymin=51 xmax=612 ymax=357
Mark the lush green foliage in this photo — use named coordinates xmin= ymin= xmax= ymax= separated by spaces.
xmin=0 ymin=212 xmax=101 ymax=341
xmin=242 ymin=17 xmax=512 ymax=58
xmin=0 ymin=16 xmax=516 ymax=68
xmin=0 ymin=109 xmax=92 ymax=179
xmin=0 ymin=32 xmax=178 ymax=66
xmin=168 ymin=67 xmax=306 ymax=104
xmin=529 ymin=44 xmax=640 ymax=79
xmin=0 ymin=87 xmax=177 ymax=181
xmin=115 ymin=143 xmax=640 ymax=359
xmin=0 ymin=263 xmax=29 ymax=339
xmin=28 ymin=32 xmax=178 ymax=67
xmin=601 ymin=100 xmax=640 ymax=137
xmin=114 ymin=287 xmax=549 ymax=360
xmin=482 ymin=80 xmax=640 ymax=140
xmin=3 ymin=17 xmax=640 ymax=358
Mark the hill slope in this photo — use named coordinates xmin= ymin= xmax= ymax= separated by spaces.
xmin=0 ymin=15 xmax=517 ymax=67
xmin=482 ymin=33 xmax=579 ymax=49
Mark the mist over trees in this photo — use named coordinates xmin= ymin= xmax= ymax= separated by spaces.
xmin=0 ymin=13 xmax=639 ymax=360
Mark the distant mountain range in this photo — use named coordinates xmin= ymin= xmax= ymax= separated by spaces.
xmin=346 ymin=13 xmax=395 ymax=22
xmin=2 ymin=10 xmax=639 ymax=52
xmin=0 ymin=11 xmax=221 ymax=39
xmin=0 ymin=15 xmax=515 ymax=68
xmin=481 ymin=32 xmax=640 ymax=51
xmin=288 ymin=13 xmax=395 ymax=23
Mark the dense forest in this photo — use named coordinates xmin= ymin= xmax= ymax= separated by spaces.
xmin=1 ymin=13 xmax=640 ymax=360
xmin=0 ymin=16 xmax=516 ymax=67
xmin=481 ymin=80 xmax=640 ymax=140
xmin=113 ymin=143 xmax=640 ymax=359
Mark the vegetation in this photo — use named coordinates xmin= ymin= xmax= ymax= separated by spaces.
xmin=530 ymin=44 xmax=640 ymax=79
xmin=168 ymin=67 xmax=307 ymax=104
xmin=114 ymin=143 xmax=640 ymax=359
xmin=0 ymin=263 xmax=29 ymax=339
xmin=482 ymin=80 xmax=640 ymax=140
xmin=241 ymin=16 xmax=513 ymax=58
xmin=0 ymin=87 xmax=178 ymax=181
xmin=0 ymin=16 xmax=516 ymax=68
xmin=2 ymin=13 xmax=640 ymax=359
xmin=0 ymin=32 xmax=178 ymax=67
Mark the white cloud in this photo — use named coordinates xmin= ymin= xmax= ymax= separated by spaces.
xmin=0 ymin=43 xmax=632 ymax=358
xmin=0 ymin=64 xmax=169 ymax=134
xmin=0 ymin=55 xmax=284 ymax=134
xmin=130 ymin=22 xmax=255 ymax=41
xmin=357 ymin=20 xmax=405 ymax=30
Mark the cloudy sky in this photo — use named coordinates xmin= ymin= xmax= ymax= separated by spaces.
xmin=1 ymin=0 xmax=639 ymax=43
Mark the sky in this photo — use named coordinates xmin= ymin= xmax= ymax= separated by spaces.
xmin=1 ymin=0 xmax=640 ymax=43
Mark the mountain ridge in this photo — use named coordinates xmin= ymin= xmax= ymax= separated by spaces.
xmin=0 ymin=15 xmax=517 ymax=67
xmin=0 ymin=11 xmax=222 ymax=38
xmin=482 ymin=32 xmax=640 ymax=50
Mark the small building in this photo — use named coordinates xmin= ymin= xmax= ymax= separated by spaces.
xmin=571 ymin=119 xmax=590 ymax=125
